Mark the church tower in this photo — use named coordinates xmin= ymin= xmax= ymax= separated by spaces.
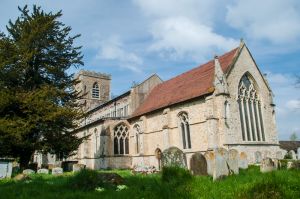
xmin=74 ymin=70 xmax=111 ymax=110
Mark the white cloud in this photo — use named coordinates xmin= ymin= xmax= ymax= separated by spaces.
xmin=133 ymin=0 xmax=238 ymax=62
xmin=96 ymin=36 xmax=143 ymax=73
xmin=286 ymin=100 xmax=300 ymax=110
xmin=226 ymin=0 xmax=300 ymax=44
xmin=149 ymin=17 xmax=238 ymax=61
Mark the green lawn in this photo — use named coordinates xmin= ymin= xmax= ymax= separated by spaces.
xmin=0 ymin=166 xmax=299 ymax=199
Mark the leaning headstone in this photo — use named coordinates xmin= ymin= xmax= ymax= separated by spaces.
xmin=260 ymin=158 xmax=276 ymax=173
xmin=161 ymin=147 xmax=186 ymax=168
xmin=23 ymin=169 xmax=35 ymax=175
xmin=0 ymin=160 xmax=13 ymax=179
xmin=288 ymin=150 xmax=296 ymax=160
xmin=73 ymin=164 xmax=86 ymax=172
xmin=213 ymin=148 xmax=229 ymax=181
xmin=227 ymin=149 xmax=239 ymax=174
xmin=37 ymin=168 xmax=49 ymax=174
xmin=239 ymin=152 xmax=248 ymax=169
xmin=297 ymin=148 xmax=300 ymax=160
xmin=287 ymin=161 xmax=294 ymax=169
xmin=204 ymin=151 xmax=215 ymax=176
xmin=52 ymin=167 xmax=63 ymax=175
xmin=276 ymin=151 xmax=284 ymax=160
xmin=190 ymin=152 xmax=208 ymax=176
xmin=255 ymin=151 xmax=262 ymax=163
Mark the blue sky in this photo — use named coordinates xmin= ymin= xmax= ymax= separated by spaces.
xmin=0 ymin=0 xmax=299 ymax=140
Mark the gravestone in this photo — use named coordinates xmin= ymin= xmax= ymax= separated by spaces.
xmin=239 ymin=152 xmax=248 ymax=169
xmin=23 ymin=169 xmax=35 ymax=175
xmin=287 ymin=161 xmax=294 ymax=169
xmin=204 ymin=151 xmax=215 ymax=176
xmin=255 ymin=151 xmax=262 ymax=163
xmin=276 ymin=151 xmax=284 ymax=160
xmin=37 ymin=168 xmax=49 ymax=174
xmin=288 ymin=150 xmax=296 ymax=160
xmin=213 ymin=148 xmax=229 ymax=181
xmin=73 ymin=164 xmax=86 ymax=172
xmin=190 ymin=152 xmax=208 ymax=176
xmin=161 ymin=147 xmax=186 ymax=168
xmin=298 ymin=148 xmax=300 ymax=160
xmin=227 ymin=149 xmax=239 ymax=174
xmin=0 ymin=160 xmax=13 ymax=179
xmin=260 ymin=158 xmax=276 ymax=173
xmin=52 ymin=167 xmax=63 ymax=175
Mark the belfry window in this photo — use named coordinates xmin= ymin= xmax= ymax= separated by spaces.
xmin=92 ymin=83 xmax=100 ymax=99
xmin=178 ymin=112 xmax=191 ymax=149
xmin=238 ymin=74 xmax=265 ymax=142
xmin=114 ymin=124 xmax=129 ymax=155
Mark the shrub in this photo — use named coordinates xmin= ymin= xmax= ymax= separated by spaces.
xmin=68 ymin=169 xmax=103 ymax=191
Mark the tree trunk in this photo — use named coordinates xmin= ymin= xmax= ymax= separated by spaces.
xmin=19 ymin=151 xmax=33 ymax=171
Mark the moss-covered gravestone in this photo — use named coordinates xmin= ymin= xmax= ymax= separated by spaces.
xmin=162 ymin=147 xmax=186 ymax=168
xmin=190 ymin=152 xmax=208 ymax=176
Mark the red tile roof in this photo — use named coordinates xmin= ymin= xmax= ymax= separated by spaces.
xmin=131 ymin=47 xmax=239 ymax=118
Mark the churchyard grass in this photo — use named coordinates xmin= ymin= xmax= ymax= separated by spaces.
xmin=0 ymin=166 xmax=299 ymax=199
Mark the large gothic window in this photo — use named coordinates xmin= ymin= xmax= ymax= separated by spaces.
xmin=238 ymin=74 xmax=265 ymax=142
xmin=114 ymin=124 xmax=129 ymax=155
xmin=178 ymin=112 xmax=191 ymax=149
xmin=92 ymin=82 xmax=99 ymax=98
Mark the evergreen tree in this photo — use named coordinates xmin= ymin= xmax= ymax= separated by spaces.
xmin=0 ymin=5 xmax=85 ymax=169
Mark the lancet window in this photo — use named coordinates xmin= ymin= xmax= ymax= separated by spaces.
xmin=178 ymin=112 xmax=191 ymax=149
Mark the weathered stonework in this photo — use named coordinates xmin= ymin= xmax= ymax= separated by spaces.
xmin=36 ymin=42 xmax=282 ymax=171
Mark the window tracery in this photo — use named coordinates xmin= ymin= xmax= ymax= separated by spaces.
xmin=114 ymin=124 xmax=129 ymax=155
xmin=238 ymin=74 xmax=265 ymax=141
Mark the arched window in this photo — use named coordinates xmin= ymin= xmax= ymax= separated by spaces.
xmin=178 ymin=112 xmax=191 ymax=149
xmin=238 ymin=73 xmax=265 ymax=142
xmin=114 ymin=124 xmax=129 ymax=155
xmin=92 ymin=82 xmax=100 ymax=98
xmin=133 ymin=124 xmax=141 ymax=154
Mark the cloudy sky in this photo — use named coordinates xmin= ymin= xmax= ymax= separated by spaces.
xmin=0 ymin=0 xmax=299 ymax=140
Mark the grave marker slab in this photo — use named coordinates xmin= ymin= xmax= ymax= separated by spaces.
xmin=190 ymin=152 xmax=208 ymax=176
xmin=37 ymin=168 xmax=49 ymax=174
xmin=23 ymin=169 xmax=35 ymax=175
xmin=213 ymin=148 xmax=229 ymax=181
xmin=161 ymin=147 xmax=186 ymax=168
xmin=260 ymin=158 xmax=277 ymax=173
xmin=288 ymin=150 xmax=296 ymax=160
xmin=239 ymin=152 xmax=248 ymax=169
xmin=204 ymin=151 xmax=215 ymax=176
xmin=255 ymin=151 xmax=262 ymax=163
xmin=52 ymin=167 xmax=63 ymax=175
xmin=227 ymin=149 xmax=239 ymax=174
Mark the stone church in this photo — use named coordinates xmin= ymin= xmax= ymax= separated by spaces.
xmin=66 ymin=41 xmax=281 ymax=170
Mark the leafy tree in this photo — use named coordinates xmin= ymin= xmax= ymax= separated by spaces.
xmin=289 ymin=132 xmax=298 ymax=141
xmin=0 ymin=5 xmax=86 ymax=169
